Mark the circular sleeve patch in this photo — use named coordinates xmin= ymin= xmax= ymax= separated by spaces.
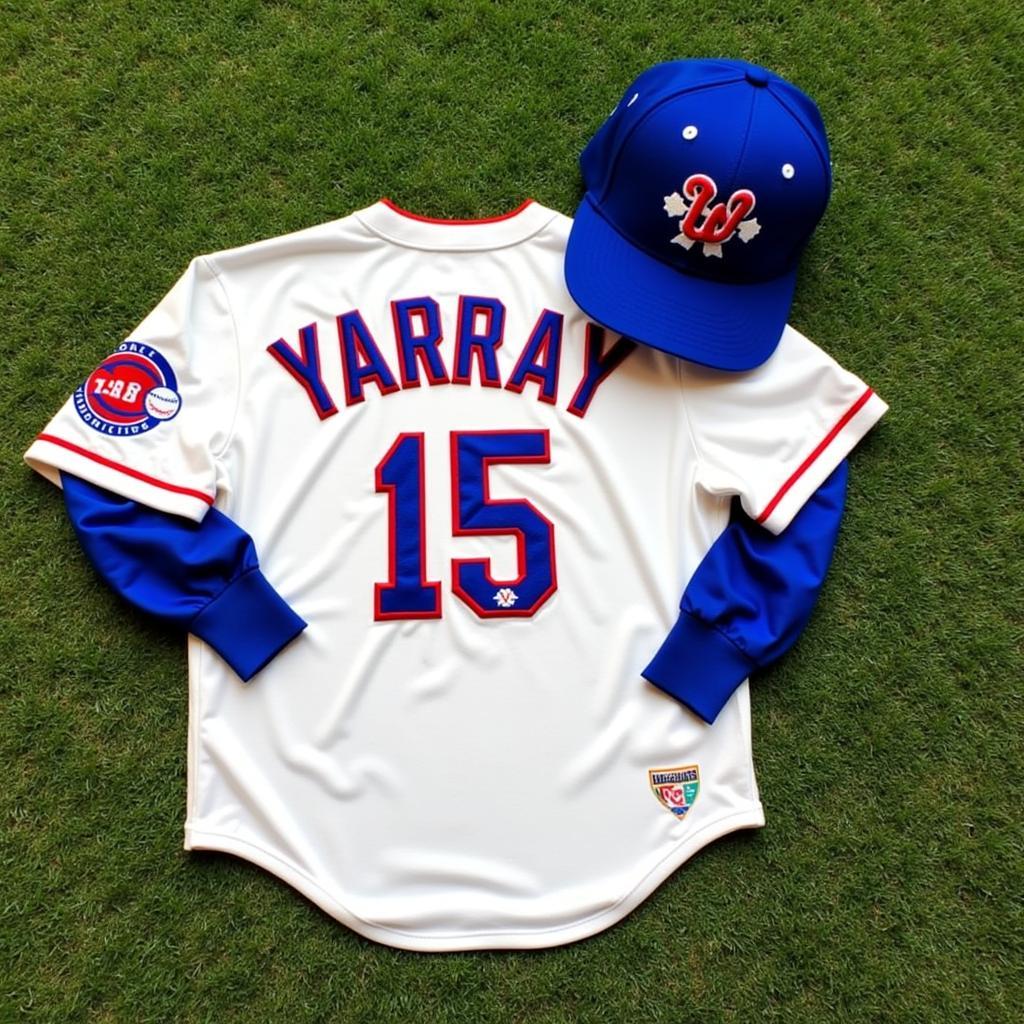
xmin=74 ymin=342 xmax=181 ymax=436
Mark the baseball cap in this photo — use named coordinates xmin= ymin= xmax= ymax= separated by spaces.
xmin=564 ymin=58 xmax=832 ymax=370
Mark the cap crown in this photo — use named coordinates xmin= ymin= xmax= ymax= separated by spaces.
xmin=580 ymin=59 xmax=831 ymax=283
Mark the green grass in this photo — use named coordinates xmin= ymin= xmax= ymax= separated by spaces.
xmin=2 ymin=1 xmax=1022 ymax=1021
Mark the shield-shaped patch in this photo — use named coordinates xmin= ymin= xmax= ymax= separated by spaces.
xmin=648 ymin=764 xmax=700 ymax=819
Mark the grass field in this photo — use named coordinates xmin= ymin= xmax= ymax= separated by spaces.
xmin=2 ymin=1 xmax=1022 ymax=1021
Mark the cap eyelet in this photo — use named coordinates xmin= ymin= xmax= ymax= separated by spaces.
xmin=782 ymin=163 xmax=795 ymax=179
xmin=682 ymin=125 xmax=698 ymax=140
xmin=626 ymin=92 xmax=639 ymax=107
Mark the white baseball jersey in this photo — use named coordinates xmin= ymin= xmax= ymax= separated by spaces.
xmin=25 ymin=199 xmax=887 ymax=950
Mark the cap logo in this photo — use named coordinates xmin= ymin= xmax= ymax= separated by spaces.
xmin=663 ymin=173 xmax=761 ymax=258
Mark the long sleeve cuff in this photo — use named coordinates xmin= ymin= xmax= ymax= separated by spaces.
xmin=190 ymin=569 xmax=307 ymax=682
xmin=642 ymin=610 xmax=756 ymax=724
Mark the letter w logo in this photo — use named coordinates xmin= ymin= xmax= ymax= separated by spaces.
xmin=664 ymin=174 xmax=761 ymax=259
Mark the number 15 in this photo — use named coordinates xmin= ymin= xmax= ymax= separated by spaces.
xmin=374 ymin=430 xmax=557 ymax=620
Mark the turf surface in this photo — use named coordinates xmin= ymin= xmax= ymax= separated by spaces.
xmin=1 ymin=1 xmax=1022 ymax=1021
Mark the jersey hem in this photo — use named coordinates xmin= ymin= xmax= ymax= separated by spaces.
xmin=183 ymin=803 xmax=765 ymax=952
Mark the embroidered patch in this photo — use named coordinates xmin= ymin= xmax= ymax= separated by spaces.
xmin=493 ymin=587 xmax=519 ymax=609
xmin=648 ymin=764 xmax=700 ymax=819
xmin=663 ymin=173 xmax=760 ymax=258
xmin=74 ymin=342 xmax=181 ymax=436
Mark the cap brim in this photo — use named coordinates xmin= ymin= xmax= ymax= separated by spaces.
xmin=564 ymin=196 xmax=796 ymax=371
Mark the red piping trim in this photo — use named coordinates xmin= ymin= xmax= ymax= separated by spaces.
xmin=756 ymin=388 xmax=875 ymax=524
xmin=379 ymin=197 xmax=535 ymax=225
xmin=35 ymin=433 xmax=215 ymax=506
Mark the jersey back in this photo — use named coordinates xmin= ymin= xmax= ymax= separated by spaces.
xmin=25 ymin=199 xmax=887 ymax=950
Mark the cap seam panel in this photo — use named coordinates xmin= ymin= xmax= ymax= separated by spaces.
xmin=723 ymin=88 xmax=760 ymax=199
xmin=598 ymin=75 xmax=745 ymax=205
xmin=764 ymin=87 xmax=832 ymax=184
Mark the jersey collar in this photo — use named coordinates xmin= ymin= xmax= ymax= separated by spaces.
xmin=355 ymin=198 xmax=558 ymax=251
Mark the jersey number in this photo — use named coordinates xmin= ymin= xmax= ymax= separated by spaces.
xmin=374 ymin=430 xmax=556 ymax=620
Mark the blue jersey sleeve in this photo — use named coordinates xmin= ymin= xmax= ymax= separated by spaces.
xmin=60 ymin=471 xmax=306 ymax=682
xmin=642 ymin=460 xmax=848 ymax=723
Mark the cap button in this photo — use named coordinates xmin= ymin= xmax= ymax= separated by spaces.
xmin=745 ymin=67 xmax=770 ymax=87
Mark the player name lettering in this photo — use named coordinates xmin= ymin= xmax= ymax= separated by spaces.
xmin=267 ymin=295 xmax=637 ymax=420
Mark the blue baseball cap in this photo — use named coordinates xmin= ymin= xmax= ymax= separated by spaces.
xmin=565 ymin=58 xmax=832 ymax=370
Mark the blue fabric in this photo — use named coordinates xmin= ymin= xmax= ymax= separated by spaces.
xmin=566 ymin=58 xmax=832 ymax=370
xmin=643 ymin=460 xmax=848 ymax=723
xmin=60 ymin=471 xmax=306 ymax=681
xmin=190 ymin=569 xmax=307 ymax=681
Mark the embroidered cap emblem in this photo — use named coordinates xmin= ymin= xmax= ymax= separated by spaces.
xmin=648 ymin=764 xmax=701 ymax=819
xmin=663 ymin=174 xmax=761 ymax=258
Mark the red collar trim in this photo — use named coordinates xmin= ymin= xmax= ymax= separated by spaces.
xmin=379 ymin=198 xmax=536 ymax=225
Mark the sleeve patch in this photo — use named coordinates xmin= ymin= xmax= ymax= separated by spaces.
xmin=75 ymin=342 xmax=182 ymax=436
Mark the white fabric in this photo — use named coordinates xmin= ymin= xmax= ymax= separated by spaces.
xmin=25 ymin=201 xmax=887 ymax=950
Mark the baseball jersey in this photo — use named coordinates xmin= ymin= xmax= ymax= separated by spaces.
xmin=25 ymin=199 xmax=887 ymax=951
